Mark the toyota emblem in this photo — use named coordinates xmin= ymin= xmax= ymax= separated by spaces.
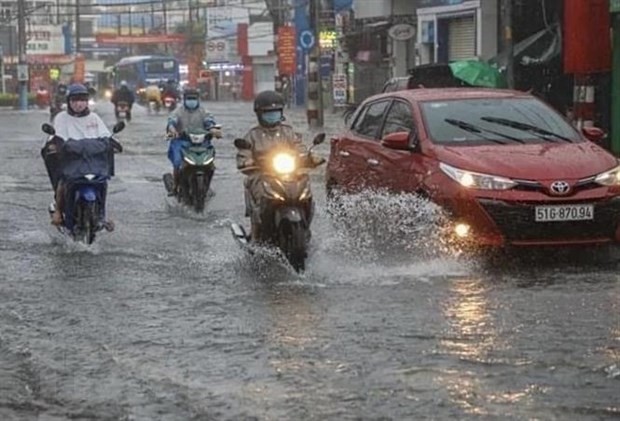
xmin=550 ymin=181 xmax=570 ymax=195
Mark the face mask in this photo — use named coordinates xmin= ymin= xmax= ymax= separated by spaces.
xmin=262 ymin=110 xmax=283 ymax=125
xmin=69 ymin=99 xmax=88 ymax=113
xmin=184 ymin=98 xmax=199 ymax=109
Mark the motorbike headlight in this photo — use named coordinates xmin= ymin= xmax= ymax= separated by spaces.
xmin=272 ymin=153 xmax=296 ymax=175
xmin=104 ymin=89 xmax=112 ymax=100
xmin=594 ymin=165 xmax=620 ymax=186
xmin=183 ymin=156 xmax=196 ymax=165
xmin=439 ymin=162 xmax=516 ymax=190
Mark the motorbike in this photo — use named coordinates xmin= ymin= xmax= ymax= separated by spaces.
xmin=49 ymin=101 xmax=67 ymax=122
xmin=115 ymin=101 xmax=130 ymax=123
xmin=41 ymin=121 xmax=125 ymax=245
xmin=231 ymin=133 xmax=326 ymax=272
xmin=147 ymin=99 xmax=161 ymax=114
xmin=162 ymin=94 xmax=177 ymax=112
xmin=163 ymin=127 xmax=219 ymax=213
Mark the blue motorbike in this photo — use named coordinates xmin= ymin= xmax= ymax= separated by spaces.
xmin=163 ymin=119 xmax=221 ymax=213
xmin=41 ymin=122 xmax=124 ymax=244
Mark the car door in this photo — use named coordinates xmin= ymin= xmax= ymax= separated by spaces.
xmin=362 ymin=99 xmax=424 ymax=194
xmin=329 ymin=99 xmax=391 ymax=192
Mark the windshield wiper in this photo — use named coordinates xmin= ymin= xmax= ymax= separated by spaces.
xmin=480 ymin=116 xmax=572 ymax=143
xmin=444 ymin=118 xmax=526 ymax=145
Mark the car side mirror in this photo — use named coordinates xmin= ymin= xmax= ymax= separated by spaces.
xmin=112 ymin=121 xmax=125 ymax=134
xmin=381 ymin=131 xmax=412 ymax=150
xmin=312 ymin=133 xmax=326 ymax=145
xmin=42 ymin=123 xmax=55 ymax=135
xmin=582 ymin=126 xmax=606 ymax=143
xmin=234 ymin=138 xmax=252 ymax=149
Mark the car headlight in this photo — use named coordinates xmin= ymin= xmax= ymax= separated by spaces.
xmin=439 ymin=162 xmax=516 ymax=190
xmin=594 ymin=165 xmax=620 ymax=186
xmin=272 ymin=153 xmax=296 ymax=175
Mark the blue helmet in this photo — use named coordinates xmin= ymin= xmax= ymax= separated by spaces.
xmin=66 ymin=83 xmax=90 ymax=117
xmin=67 ymin=83 xmax=89 ymax=99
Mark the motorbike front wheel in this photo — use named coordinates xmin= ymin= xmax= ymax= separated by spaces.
xmin=193 ymin=174 xmax=207 ymax=212
xmin=279 ymin=221 xmax=307 ymax=272
xmin=76 ymin=201 xmax=98 ymax=244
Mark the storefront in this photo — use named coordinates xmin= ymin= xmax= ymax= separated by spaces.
xmin=416 ymin=0 xmax=496 ymax=64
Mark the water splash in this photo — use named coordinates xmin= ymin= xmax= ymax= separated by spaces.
xmin=320 ymin=189 xmax=455 ymax=262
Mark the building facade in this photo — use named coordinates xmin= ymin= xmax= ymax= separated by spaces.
xmin=416 ymin=0 xmax=497 ymax=64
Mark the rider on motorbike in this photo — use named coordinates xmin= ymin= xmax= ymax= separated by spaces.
xmin=111 ymin=81 xmax=135 ymax=121
xmin=236 ymin=90 xmax=324 ymax=242
xmin=47 ymin=83 xmax=112 ymax=227
xmin=161 ymin=79 xmax=179 ymax=100
xmin=50 ymin=83 xmax=67 ymax=116
xmin=145 ymin=83 xmax=163 ymax=110
xmin=166 ymin=87 xmax=222 ymax=195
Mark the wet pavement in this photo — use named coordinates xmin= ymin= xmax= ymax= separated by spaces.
xmin=0 ymin=101 xmax=618 ymax=420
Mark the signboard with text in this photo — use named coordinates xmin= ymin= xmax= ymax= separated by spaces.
xmin=278 ymin=26 xmax=296 ymax=75
xmin=417 ymin=0 xmax=464 ymax=7
xmin=26 ymin=26 xmax=65 ymax=55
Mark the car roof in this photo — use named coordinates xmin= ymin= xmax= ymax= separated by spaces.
xmin=366 ymin=88 xmax=533 ymax=103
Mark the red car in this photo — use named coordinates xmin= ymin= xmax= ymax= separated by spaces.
xmin=326 ymin=88 xmax=620 ymax=248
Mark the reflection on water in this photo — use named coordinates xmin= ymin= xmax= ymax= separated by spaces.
xmin=441 ymin=278 xmax=498 ymax=360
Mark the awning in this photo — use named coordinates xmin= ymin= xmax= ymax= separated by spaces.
xmin=490 ymin=23 xmax=561 ymax=68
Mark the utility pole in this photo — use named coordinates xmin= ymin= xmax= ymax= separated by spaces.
xmin=307 ymin=0 xmax=324 ymax=127
xmin=17 ymin=0 xmax=27 ymax=110
xmin=75 ymin=0 xmax=80 ymax=53
xmin=502 ymin=0 xmax=514 ymax=89
xmin=162 ymin=0 xmax=168 ymax=34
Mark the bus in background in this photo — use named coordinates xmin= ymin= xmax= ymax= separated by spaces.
xmin=111 ymin=55 xmax=180 ymax=102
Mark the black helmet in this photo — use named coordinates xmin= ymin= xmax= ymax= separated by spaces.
xmin=183 ymin=87 xmax=199 ymax=99
xmin=253 ymin=90 xmax=285 ymax=113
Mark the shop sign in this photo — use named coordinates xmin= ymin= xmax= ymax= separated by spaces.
xmin=332 ymin=74 xmax=347 ymax=106
xmin=417 ymin=0 xmax=464 ymax=7
xmin=388 ymin=24 xmax=415 ymax=41
xmin=278 ymin=26 xmax=296 ymax=75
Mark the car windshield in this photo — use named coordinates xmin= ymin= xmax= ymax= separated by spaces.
xmin=420 ymin=97 xmax=581 ymax=145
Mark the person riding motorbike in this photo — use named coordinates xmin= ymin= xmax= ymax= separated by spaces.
xmin=50 ymin=83 xmax=67 ymax=119
xmin=111 ymin=80 xmax=135 ymax=122
xmin=145 ymin=83 xmax=163 ymax=111
xmin=46 ymin=83 xmax=113 ymax=228
xmin=161 ymin=78 xmax=179 ymax=100
xmin=166 ymin=87 xmax=222 ymax=195
xmin=235 ymin=90 xmax=324 ymax=242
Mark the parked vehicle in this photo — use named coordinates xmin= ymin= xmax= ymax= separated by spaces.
xmin=326 ymin=88 xmax=619 ymax=249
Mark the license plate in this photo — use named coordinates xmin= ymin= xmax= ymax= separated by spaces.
xmin=118 ymin=112 xmax=126 ymax=118
xmin=535 ymin=204 xmax=594 ymax=222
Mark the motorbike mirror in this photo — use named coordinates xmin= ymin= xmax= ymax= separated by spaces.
xmin=582 ymin=126 xmax=606 ymax=143
xmin=234 ymin=138 xmax=251 ymax=149
xmin=312 ymin=133 xmax=326 ymax=145
xmin=42 ymin=123 xmax=55 ymax=135
xmin=112 ymin=121 xmax=125 ymax=134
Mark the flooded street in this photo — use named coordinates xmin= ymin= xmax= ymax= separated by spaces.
xmin=0 ymin=102 xmax=618 ymax=420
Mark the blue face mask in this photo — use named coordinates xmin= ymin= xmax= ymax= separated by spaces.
xmin=184 ymin=98 xmax=199 ymax=109
xmin=262 ymin=110 xmax=283 ymax=125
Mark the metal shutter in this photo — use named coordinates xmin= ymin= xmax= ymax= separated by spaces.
xmin=448 ymin=15 xmax=476 ymax=61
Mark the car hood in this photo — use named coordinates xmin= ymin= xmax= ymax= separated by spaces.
xmin=435 ymin=142 xmax=618 ymax=180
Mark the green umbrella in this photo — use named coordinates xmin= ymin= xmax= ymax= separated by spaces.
xmin=448 ymin=60 xmax=507 ymax=89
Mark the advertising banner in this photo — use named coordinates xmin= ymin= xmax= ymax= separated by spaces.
xmin=278 ymin=26 xmax=296 ymax=75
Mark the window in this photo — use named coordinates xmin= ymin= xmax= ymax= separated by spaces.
xmin=380 ymin=100 xmax=415 ymax=138
xmin=144 ymin=60 xmax=176 ymax=74
xmin=352 ymin=100 xmax=390 ymax=139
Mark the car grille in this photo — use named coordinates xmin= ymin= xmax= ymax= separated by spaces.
xmin=478 ymin=198 xmax=620 ymax=241
xmin=512 ymin=178 xmax=601 ymax=195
